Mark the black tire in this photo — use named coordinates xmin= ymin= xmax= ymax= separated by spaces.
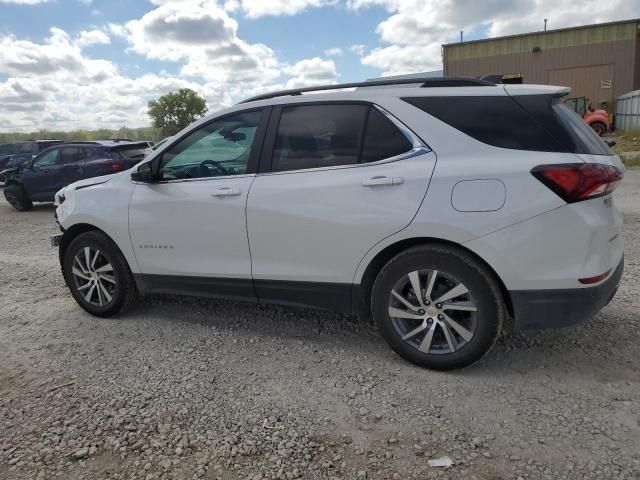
xmin=63 ymin=231 xmax=138 ymax=317
xmin=371 ymin=244 xmax=505 ymax=370
xmin=591 ymin=122 xmax=607 ymax=137
xmin=4 ymin=184 xmax=33 ymax=211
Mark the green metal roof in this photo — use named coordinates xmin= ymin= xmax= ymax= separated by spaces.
xmin=445 ymin=20 xmax=639 ymax=61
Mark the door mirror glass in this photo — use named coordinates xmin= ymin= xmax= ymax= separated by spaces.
xmin=132 ymin=162 xmax=153 ymax=182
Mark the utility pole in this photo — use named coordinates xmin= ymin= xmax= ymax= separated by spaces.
xmin=460 ymin=30 xmax=463 ymax=42
xmin=544 ymin=18 xmax=548 ymax=31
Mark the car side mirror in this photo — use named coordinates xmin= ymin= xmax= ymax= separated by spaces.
xmin=605 ymin=140 xmax=616 ymax=148
xmin=131 ymin=162 xmax=153 ymax=182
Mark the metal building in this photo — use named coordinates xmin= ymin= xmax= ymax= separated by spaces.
xmin=443 ymin=19 xmax=640 ymax=112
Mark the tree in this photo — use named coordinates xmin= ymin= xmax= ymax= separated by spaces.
xmin=147 ymin=88 xmax=208 ymax=136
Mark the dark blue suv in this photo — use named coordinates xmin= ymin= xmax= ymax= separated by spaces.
xmin=3 ymin=141 xmax=150 ymax=211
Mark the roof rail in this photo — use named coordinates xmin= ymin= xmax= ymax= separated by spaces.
xmin=239 ymin=76 xmax=495 ymax=104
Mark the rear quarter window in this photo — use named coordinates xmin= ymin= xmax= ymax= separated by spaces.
xmin=403 ymin=96 xmax=566 ymax=152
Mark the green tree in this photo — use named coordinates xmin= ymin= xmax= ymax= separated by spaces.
xmin=147 ymin=88 xmax=208 ymax=136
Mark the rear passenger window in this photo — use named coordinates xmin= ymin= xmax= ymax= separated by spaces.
xmin=273 ymin=105 xmax=367 ymax=172
xmin=272 ymin=104 xmax=414 ymax=172
xmin=59 ymin=147 xmax=86 ymax=164
xmin=362 ymin=108 xmax=413 ymax=163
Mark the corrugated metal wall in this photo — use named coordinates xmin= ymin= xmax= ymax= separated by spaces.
xmin=616 ymin=90 xmax=640 ymax=130
xmin=444 ymin=21 xmax=639 ymax=111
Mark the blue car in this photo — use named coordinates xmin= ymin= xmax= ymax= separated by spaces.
xmin=0 ymin=140 xmax=64 ymax=182
xmin=3 ymin=140 xmax=150 ymax=211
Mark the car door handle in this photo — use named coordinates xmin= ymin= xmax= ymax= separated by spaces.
xmin=361 ymin=176 xmax=404 ymax=187
xmin=212 ymin=187 xmax=242 ymax=197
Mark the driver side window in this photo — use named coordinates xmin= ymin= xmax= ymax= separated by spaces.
xmin=33 ymin=148 xmax=59 ymax=167
xmin=159 ymin=110 xmax=262 ymax=181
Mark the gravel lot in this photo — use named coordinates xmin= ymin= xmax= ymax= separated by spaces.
xmin=1 ymin=171 xmax=639 ymax=480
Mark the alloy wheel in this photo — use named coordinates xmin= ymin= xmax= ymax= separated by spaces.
xmin=71 ymin=246 xmax=117 ymax=307
xmin=388 ymin=269 xmax=478 ymax=355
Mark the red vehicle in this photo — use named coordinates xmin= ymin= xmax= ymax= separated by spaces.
xmin=565 ymin=97 xmax=610 ymax=136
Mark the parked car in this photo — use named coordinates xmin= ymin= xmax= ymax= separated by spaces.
xmin=51 ymin=77 xmax=624 ymax=370
xmin=0 ymin=140 xmax=64 ymax=182
xmin=4 ymin=140 xmax=150 ymax=211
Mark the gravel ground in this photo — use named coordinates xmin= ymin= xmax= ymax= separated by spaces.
xmin=1 ymin=171 xmax=639 ymax=480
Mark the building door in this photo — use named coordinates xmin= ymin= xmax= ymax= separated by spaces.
xmin=549 ymin=64 xmax=614 ymax=111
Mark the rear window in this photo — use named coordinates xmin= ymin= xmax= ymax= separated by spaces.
xmin=113 ymin=144 xmax=149 ymax=161
xmin=403 ymin=95 xmax=613 ymax=155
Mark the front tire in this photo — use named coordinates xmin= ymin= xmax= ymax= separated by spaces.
xmin=371 ymin=245 xmax=505 ymax=370
xmin=63 ymin=231 xmax=138 ymax=317
xmin=4 ymin=185 xmax=33 ymax=211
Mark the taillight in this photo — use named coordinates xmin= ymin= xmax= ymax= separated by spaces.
xmin=101 ymin=160 xmax=125 ymax=173
xmin=531 ymin=163 xmax=623 ymax=203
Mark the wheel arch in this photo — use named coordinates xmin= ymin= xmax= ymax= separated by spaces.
xmin=59 ymin=224 xmax=127 ymax=275
xmin=356 ymin=237 xmax=514 ymax=319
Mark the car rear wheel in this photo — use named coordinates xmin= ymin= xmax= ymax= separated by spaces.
xmin=591 ymin=121 xmax=607 ymax=137
xmin=371 ymin=245 xmax=505 ymax=370
xmin=4 ymin=185 xmax=33 ymax=211
xmin=63 ymin=231 xmax=137 ymax=317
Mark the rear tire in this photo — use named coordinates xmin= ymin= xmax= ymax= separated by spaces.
xmin=4 ymin=185 xmax=33 ymax=211
xmin=63 ymin=231 xmax=138 ymax=317
xmin=371 ymin=245 xmax=505 ymax=370
xmin=591 ymin=121 xmax=607 ymax=137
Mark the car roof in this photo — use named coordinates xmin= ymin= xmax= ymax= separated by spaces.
xmin=53 ymin=140 xmax=150 ymax=149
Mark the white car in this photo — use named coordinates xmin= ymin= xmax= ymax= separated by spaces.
xmin=52 ymin=77 xmax=624 ymax=370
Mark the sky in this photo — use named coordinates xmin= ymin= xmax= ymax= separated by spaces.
xmin=1 ymin=0 xmax=639 ymax=132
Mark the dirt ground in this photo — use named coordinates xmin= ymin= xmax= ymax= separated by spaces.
xmin=1 ymin=171 xmax=639 ymax=480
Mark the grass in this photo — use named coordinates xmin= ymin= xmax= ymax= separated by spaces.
xmin=611 ymin=129 xmax=640 ymax=154
xmin=621 ymin=154 xmax=640 ymax=167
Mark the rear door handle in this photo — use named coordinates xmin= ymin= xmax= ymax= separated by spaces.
xmin=361 ymin=176 xmax=404 ymax=187
xmin=212 ymin=187 xmax=242 ymax=197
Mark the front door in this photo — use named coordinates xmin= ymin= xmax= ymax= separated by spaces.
xmin=246 ymin=103 xmax=436 ymax=309
xmin=129 ymin=109 xmax=267 ymax=297
xmin=21 ymin=148 xmax=60 ymax=201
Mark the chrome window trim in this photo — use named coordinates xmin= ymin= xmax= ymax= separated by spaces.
xmin=261 ymin=103 xmax=431 ymax=177
xmin=132 ymin=172 xmax=255 ymax=185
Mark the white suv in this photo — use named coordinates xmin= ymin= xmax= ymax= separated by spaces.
xmin=52 ymin=77 xmax=625 ymax=370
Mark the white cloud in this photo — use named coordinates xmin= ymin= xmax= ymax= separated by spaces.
xmin=324 ymin=47 xmax=343 ymax=57
xmin=0 ymin=1 xmax=339 ymax=131
xmin=284 ymin=57 xmax=337 ymax=88
xmin=0 ymin=0 xmax=48 ymax=4
xmin=238 ymin=0 xmax=337 ymax=18
xmin=75 ymin=29 xmax=110 ymax=48
xmin=349 ymin=44 xmax=366 ymax=56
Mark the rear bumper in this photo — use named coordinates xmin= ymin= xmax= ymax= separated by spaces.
xmin=510 ymin=256 xmax=624 ymax=330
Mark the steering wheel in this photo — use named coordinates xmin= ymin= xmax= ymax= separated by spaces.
xmin=198 ymin=159 xmax=228 ymax=177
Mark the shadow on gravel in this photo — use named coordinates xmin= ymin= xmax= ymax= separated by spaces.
xmin=124 ymin=292 xmax=635 ymax=379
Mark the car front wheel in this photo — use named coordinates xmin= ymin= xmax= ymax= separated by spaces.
xmin=372 ymin=245 xmax=505 ymax=370
xmin=4 ymin=185 xmax=33 ymax=211
xmin=63 ymin=231 xmax=137 ymax=317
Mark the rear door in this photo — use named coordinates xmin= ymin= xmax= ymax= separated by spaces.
xmin=246 ymin=102 xmax=436 ymax=309
xmin=53 ymin=146 xmax=85 ymax=192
